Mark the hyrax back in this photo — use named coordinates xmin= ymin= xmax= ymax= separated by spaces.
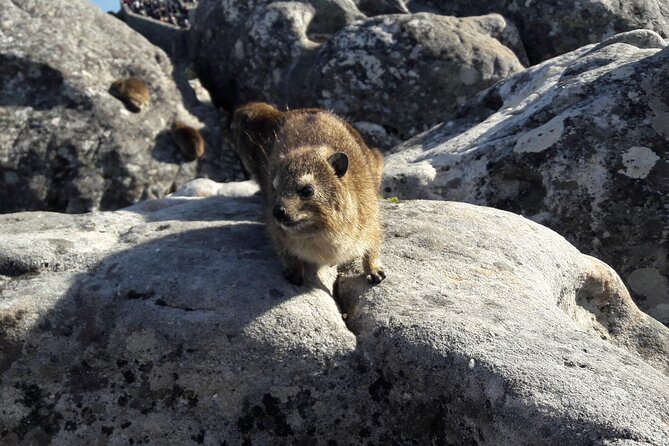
xmin=109 ymin=77 xmax=149 ymax=112
xmin=233 ymin=102 xmax=386 ymax=285
xmin=171 ymin=120 xmax=205 ymax=160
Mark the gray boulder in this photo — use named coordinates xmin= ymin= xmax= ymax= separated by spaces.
xmin=399 ymin=0 xmax=669 ymax=64
xmin=1 ymin=196 xmax=668 ymax=445
xmin=305 ymin=13 xmax=526 ymax=144
xmin=0 ymin=0 xmax=241 ymax=214
xmin=383 ymin=30 xmax=669 ymax=325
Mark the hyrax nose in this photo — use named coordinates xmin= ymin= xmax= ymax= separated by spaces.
xmin=273 ymin=205 xmax=287 ymax=221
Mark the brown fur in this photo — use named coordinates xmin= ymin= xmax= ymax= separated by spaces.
xmin=109 ymin=77 xmax=150 ymax=112
xmin=172 ymin=120 xmax=205 ymax=160
xmin=233 ymin=102 xmax=386 ymax=285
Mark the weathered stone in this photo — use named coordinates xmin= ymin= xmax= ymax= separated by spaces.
xmin=402 ymin=0 xmax=669 ymax=63
xmin=0 ymin=0 xmax=241 ymax=214
xmin=383 ymin=30 xmax=669 ymax=324
xmin=0 ymin=197 xmax=667 ymax=444
xmin=305 ymin=13 xmax=525 ymax=143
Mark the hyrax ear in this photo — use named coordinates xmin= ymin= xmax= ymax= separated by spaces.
xmin=231 ymin=102 xmax=283 ymax=144
xmin=328 ymin=152 xmax=349 ymax=178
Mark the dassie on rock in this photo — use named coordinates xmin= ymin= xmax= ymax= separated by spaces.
xmin=233 ymin=102 xmax=386 ymax=285
xmin=171 ymin=120 xmax=205 ymax=160
xmin=109 ymin=77 xmax=150 ymax=112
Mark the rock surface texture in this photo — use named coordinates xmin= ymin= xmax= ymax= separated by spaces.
xmin=1 ymin=196 xmax=668 ymax=445
xmin=383 ymin=31 xmax=669 ymax=325
xmin=385 ymin=0 xmax=669 ymax=64
xmin=0 ymin=0 xmax=241 ymax=214
xmin=191 ymin=1 xmax=525 ymax=148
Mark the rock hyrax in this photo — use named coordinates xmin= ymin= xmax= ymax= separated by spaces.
xmin=233 ymin=102 xmax=386 ymax=285
xmin=109 ymin=77 xmax=149 ymax=112
xmin=171 ymin=120 xmax=205 ymax=160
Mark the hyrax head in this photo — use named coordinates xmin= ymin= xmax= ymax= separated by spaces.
xmin=269 ymin=146 xmax=349 ymax=235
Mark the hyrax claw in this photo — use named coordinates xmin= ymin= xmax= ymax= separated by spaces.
xmin=366 ymin=268 xmax=386 ymax=285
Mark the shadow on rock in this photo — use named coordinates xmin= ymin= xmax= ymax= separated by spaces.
xmin=123 ymin=195 xmax=263 ymax=223
xmin=0 ymin=216 xmax=341 ymax=443
xmin=0 ymin=54 xmax=93 ymax=111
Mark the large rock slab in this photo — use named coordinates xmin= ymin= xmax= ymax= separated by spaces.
xmin=1 ymin=197 xmax=668 ymax=445
xmin=387 ymin=0 xmax=669 ymax=64
xmin=0 ymin=0 xmax=240 ymax=214
xmin=383 ymin=30 xmax=669 ymax=325
xmin=191 ymin=1 xmax=525 ymax=148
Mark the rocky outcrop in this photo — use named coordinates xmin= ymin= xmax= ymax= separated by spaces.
xmin=0 ymin=0 xmax=241 ymax=214
xmin=1 ymin=195 xmax=668 ymax=445
xmin=191 ymin=1 xmax=526 ymax=148
xmin=369 ymin=0 xmax=669 ymax=64
xmin=383 ymin=30 xmax=669 ymax=325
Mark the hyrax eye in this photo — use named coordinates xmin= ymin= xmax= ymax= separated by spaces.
xmin=299 ymin=185 xmax=314 ymax=199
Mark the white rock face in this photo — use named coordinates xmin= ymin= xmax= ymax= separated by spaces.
xmin=383 ymin=30 xmax=669 ymax=325
xmin=0 ymin=196 xmax=667 ymax=444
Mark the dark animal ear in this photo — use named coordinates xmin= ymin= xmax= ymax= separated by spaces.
xmin=328 ymin=152 xmax=348 ymax=178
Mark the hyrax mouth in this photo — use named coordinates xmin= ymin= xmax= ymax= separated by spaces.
xmin=281 ymin=217 xmax=313 ymax=233
xmin=280 ymin=219 xmax=302 ymax=228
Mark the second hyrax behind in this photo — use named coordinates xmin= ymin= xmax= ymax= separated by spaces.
xmin=233 ymin=102 xmax=386 ymax=285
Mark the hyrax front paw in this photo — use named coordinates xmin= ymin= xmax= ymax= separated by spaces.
xmin=366 ymin=267 xmax=386 ymax=285
xmin=283 ymin=267 xmax=304 ymax=286
xmin=363 ymin=252 xmax=386 ymax=285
